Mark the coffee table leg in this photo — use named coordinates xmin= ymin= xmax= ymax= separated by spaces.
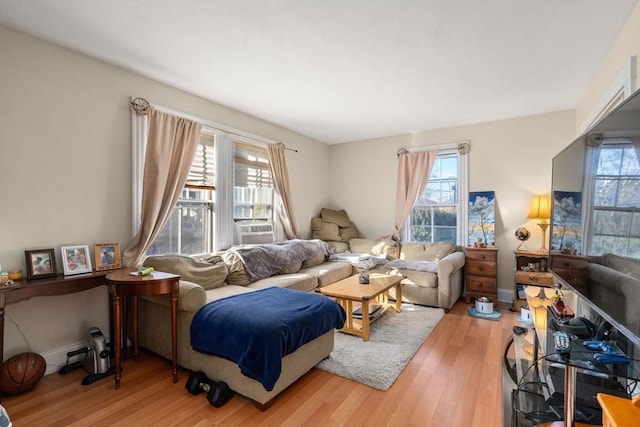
xmin=361 ymin=300 xmax=370 ymax=341
xmin=395 ymin=283 xmax=402 ymax=312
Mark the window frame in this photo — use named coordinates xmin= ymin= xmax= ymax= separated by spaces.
xmin=131 ymin=101 xmax=280 ymax=255
xmin=400 ymin=142 xmax=469 ymax=245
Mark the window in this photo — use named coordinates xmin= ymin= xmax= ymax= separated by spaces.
xmin=233 ymin=141 xmax=273 ymax=221
xmin=590 ymin=142 xmax=640 ymax=257
xmin=402 ymin=145 xmax=469 ymax=244
xmin=147 ymin=130 xmax=215 ymax=256
xmin=132 ymin=107 xmax=278 ymax=256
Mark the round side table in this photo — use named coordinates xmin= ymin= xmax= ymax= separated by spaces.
xmin=106 ymin=269 xmax=180 ymax=389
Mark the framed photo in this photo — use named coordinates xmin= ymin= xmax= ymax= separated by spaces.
xmin=94 ymin=243 xmax=121 ymax=271
xmin=468 ymin=191 xmax=496 ymax=246
xmin=25 ymin=248 xmax=57 ymax=280
xmin=61 ymin=245 xmax=93 ymax=275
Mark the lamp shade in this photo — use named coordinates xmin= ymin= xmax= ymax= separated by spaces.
xmin=527 ymin=195 xmax=551 ymax=220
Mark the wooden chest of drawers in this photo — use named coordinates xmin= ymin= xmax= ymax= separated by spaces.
xmin=550 ymin=253 xmax=590 ymax=295
xmin=465 ymin=247 xmax=498 ymax=303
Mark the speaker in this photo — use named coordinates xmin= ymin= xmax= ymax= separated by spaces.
xmin=209 ymin=381 xmax=233 ymax=407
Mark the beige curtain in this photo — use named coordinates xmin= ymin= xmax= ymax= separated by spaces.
xmin=392 ymin=150 xmax=437 ymax=241
xmin=123 ymin=108 xmax=203 ymax=266
xmin=267 ymin=143 xmax=300 ymax=239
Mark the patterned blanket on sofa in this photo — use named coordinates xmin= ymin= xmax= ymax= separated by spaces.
xmin=228 ymin=239 xmax=333 ymax=281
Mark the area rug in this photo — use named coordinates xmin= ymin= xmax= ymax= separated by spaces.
xmin=316 ymin=304 xmax=445 ymax=390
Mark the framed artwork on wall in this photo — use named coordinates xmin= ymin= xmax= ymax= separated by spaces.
xmin=61 ymin=245 xmax=93 ymax=275
xmin=94 ymin=242 xmax=121 ymax=271
xmin=24 ymin=248 xmax=57 ymax=280
xmin=468 ymin=191 xmax=496 ymax=246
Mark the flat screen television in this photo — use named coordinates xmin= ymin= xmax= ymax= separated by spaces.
xmin=550 ymin=88 xmax=640 ymax=347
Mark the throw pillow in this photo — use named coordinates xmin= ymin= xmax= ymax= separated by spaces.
xmin=401 ymin=241 xmax=456 ymax=262
xmin=320 ymin=208 xmax=351 ymax=227
xmin=312 ymin=217 xmax=341 ymax=241
xmin=339 ymin=222 xmax=360 ymax=242
xmin=219 ymin=251 xmax=252 ymax=286
xmin=143 ymin=255 xmax=228 ymax=290
xmin=327 ymin=241 xmax=350 ymax=253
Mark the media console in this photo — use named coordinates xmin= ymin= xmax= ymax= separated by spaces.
xmin=503 ymin=284 xmax=639 ymax=426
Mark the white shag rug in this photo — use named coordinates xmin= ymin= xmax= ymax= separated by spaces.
xmin=316 ymin=303 xmax=445 ymax=390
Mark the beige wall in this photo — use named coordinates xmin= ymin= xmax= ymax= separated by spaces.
xmin=330 ymin=111 xmax=576 ymax=296
xmin=576 ymin=1 xmax=640 ymax=131
xmin=0 ymin=26 xmax=331 ymax=358
xmin=0 ymin=2 xmax=637 ymax=359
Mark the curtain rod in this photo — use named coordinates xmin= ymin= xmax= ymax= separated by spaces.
xmin=397 ymin=140 xmax=470 ymax=157
xmin=131 ymin=97 xmax=298 ymax=152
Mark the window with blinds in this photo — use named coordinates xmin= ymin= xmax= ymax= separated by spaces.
xmin=146 ymin=130 xmax=215 ymax=256
xmin=186 ymin=129 xmax=215 ymax=189
xmin=233 ymin=141 xmax=274 ymax=220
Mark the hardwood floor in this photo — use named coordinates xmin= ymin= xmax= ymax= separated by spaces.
xmin=2 ymin=300 xmax=516 ymax=426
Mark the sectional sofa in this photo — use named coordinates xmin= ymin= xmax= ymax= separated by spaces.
xmin=136 ymin=237 xmax=464 ymax=408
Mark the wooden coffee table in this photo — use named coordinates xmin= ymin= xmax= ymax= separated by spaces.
xmin=318 ymin=273 xmax=402 ymax=341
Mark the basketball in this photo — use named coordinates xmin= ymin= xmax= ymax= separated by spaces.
xmin=2 ymin=352 xmax=46 ymax=395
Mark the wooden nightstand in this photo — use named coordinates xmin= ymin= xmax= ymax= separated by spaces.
xmin=464 ymin=247 xmax=498 ymax=303
xmin=513 ymin=251 xmax=554 ymax=311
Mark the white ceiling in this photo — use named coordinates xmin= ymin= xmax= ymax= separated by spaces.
xmin=0 ymin=0 xmax=637 ymax=144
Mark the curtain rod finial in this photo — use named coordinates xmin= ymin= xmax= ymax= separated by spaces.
xmin=131 ymin=97 xmax=151 ymax=116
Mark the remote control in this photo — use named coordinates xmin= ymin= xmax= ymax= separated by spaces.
xmin=554 ymin=331 xmax=571 ymax=355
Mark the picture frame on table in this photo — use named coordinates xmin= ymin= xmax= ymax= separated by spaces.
xmin=24 ymin=248 xmax=57 ymax=280
xmin=94 ymin=242 xmax=121 ymax=271
xmin=61 ymin=245 xmax=93 ymax=275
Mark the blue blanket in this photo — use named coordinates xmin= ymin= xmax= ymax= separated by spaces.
xmin=190 ymin=287 xmax=346 ymax=391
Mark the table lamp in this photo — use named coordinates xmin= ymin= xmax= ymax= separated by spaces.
xmin=527 ymin=195 xmax=551 ymax=253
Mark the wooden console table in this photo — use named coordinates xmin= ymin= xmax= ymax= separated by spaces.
xmin=0 ymin=271 xmax=111 ymax=401
xmin=106 ymin=269 xmax=180 ymax=389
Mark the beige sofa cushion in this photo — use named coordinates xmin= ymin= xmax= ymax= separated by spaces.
xmin=320 ymin=208 xmax=351 ymax=227
xmin=300 ymin=261 xmax=353 ymax=287
xmin=339 ymin=223 xmax=359 ymax=242
xmin=220 ymin=251 xmax=252 ymax=286
xmin=327 ymin=241 xmax=349 ymax=253
xmin=312 ymin=217 xmax=341 ymax=241
xmin=349 ymin=238 xmax=400 ymax=260
xmin=401 ymin=242 xmax=456 ymax=262
xmin=143 ymin=254 xmax=228 ymax=290
xmin=246 ymin=273 xmax=318 ymax=292
xmin=301 ymin=254 xmax=326 ymax=269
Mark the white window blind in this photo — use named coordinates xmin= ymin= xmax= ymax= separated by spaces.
xmin=186 ymin=129 xmax=215 ymax=189
xmin=234 ymin=141 xmax=272 ymax=187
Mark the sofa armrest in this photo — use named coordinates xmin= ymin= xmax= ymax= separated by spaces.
xmin=141 ymin=279 xmax=207 ymax=312
xmin=436 ymin=251 xmax=466 ymax=309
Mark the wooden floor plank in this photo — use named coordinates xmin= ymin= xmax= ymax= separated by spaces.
xmin=2 ymin=300 xmax=515 ymax=426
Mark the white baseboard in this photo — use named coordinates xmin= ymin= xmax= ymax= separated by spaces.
xmin=40 ymin=340 xmax=89 ymax=376
xmin=497 ymin=289 xmax=513 ymax=304
xmin=40 ymin=335 xmax=120 ymax=376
